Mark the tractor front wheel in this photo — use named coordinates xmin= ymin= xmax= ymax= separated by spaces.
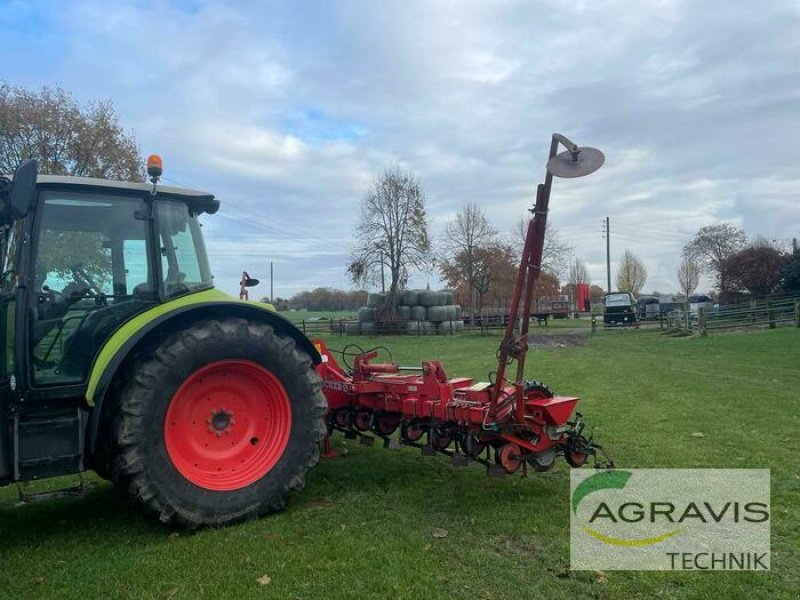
xmin=110 ymin=318 xmax=326 ymax=528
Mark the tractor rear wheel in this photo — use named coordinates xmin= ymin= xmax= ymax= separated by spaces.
xmin=109 ymin=318 xmax=326 ymax=528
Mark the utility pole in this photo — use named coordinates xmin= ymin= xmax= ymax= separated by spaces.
xmin=602 ymin=217 xmax=611 ymax=292
xmin=793 ymin=237 xmax=798 ymax=256
xmin=270 ymin=261 xmax=274 ymax=303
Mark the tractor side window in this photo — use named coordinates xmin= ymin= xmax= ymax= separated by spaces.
xmin=29 ymin=192 xmax=156 ymax=386
xmin=157 ymin=201 xmax=212 ymax=298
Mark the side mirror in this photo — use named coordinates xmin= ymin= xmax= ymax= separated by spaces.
xmin=9 ymin=160 xmax=38 ymax=220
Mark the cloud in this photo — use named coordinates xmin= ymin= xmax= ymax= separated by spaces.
xmin=1 ymin=0 xmax=798 ymax=296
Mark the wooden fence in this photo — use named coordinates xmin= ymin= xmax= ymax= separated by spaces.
xmin=664 ymin=298 xmax=800 ymax=335
xmin=292 ymin=316 xmax=545 ymax=337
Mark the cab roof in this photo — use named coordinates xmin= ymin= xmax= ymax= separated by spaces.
xmin=35 ymin=174 xmax=213 ymax=200
xmin=31 ymin=174 xmax=220 ymax=215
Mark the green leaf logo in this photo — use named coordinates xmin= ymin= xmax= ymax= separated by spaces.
xmin=572 ymin=470 xmax=632 ymax=514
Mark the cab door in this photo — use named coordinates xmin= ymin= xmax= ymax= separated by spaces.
xmin=0 ymin=221 xmax=23 ymax=482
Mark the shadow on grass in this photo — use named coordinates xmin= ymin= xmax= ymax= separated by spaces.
xmin=0 ymin=441 xmax=572 ymax=547
xmin=0 ymin=482 xmax=164 ymax=549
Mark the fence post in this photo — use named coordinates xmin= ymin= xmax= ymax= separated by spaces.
xmin=767 ymin=301 xmax=775 ymax=329
xmin=699 ymin=307 xmax=707 ymax=337
xmin=750 ymin=300 xmax=756 ymax=326
xmin=591 ymin=315 xmax=597 ymax=334
xmin=795 ymin=301 xmax=800 ymax=328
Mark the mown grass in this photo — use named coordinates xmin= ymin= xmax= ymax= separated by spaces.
xmin=1 ymin=328 xmax=798 ymax=599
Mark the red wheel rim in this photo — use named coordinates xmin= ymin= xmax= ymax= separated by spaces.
xmin=354 ymin=409 xmax=372 ymax=431
xmin=403 ymin=423 xmax=424 ymax=442
xmin=569 ymin=451 xmax=588 ymax=467
xmin=500 ymin=443 xmax=522 ymax=473
xmin=164 ymin=360 xmax=292 ymax=491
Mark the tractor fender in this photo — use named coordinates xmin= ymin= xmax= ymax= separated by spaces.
xmin=86 ymin=297 xmax=320 ymax=456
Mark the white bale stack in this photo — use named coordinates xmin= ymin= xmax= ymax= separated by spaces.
xmin=349 ymin=289 xmax=464 ymax=335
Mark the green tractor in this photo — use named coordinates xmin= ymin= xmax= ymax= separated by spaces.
xmin=0 ymin=158 xmax=327 ymax=527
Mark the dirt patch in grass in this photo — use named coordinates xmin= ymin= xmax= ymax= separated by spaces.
xmin=528 ymin=333 xmax=589 ymax=348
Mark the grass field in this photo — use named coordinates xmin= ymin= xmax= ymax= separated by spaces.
xmin=1 ymin=328 xmax=798 ymax=599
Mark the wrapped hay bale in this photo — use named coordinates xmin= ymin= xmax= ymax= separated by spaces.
xmin=405 ymin=320 xmax=435 ymax=334
xmin=440 ymin=290 xmax=454 ymax=304
xmin=426 ymin=305 xmax=449 ymax=323
xmin=443 ymin=305 xmax=458 ymax=320
xmin=398 ymin=305 xmax=412 ymax=320
xmin=419 ymin=289 xmax=444 ymax=307
xmin=401 ymin=289 xmax=420 ymax=306
xmin=366 ymin=292 xmax=385 ymax=307
xmin=454 ymin=305 xmax=463 ymax=320
xmin=358 ymin=307 xmax=375 ymax=322
xmin=344 ymin=321 xmax=361 ymax=334
xmin=454 ymin=319 xmax=465 ymax=331
xmin=410 ymin=306 xmax=427 ymax=321
xmin=360 ymin=321 xmax=376 ymax=335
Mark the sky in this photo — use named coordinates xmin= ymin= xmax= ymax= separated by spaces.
xmin=1 ymin=0 xmax=798 ymax=299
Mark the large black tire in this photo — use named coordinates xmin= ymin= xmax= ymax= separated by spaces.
xmin=108 ymin=318 xmax=326 ymax=528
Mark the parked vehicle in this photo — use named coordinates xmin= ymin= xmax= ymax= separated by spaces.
xmin=603 ymin=292 xmax=638 ymax=326
xmin=658 ymin=296 xmax=683 ymax=316
xmin=688 ymin=294 xmax=714 ymax=318
xmin=636 ymin=296 xmax=659 ymax=320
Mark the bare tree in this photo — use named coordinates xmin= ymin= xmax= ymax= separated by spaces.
xmin=0 ymin=83 xmax=143 ymax=180
xmin=513 ymin=216 xmax=573 ymax=280
xmin=440 ymin=203 xmax=496 ymax=321
xmin=347 ymin=166 xmax=430 ymax=309
xmin=683 ymin=223 xmax=747 ymax=299
xmin=676 ymin=256 xmax=700 ymax=299
xmin=615 ymin=249 xmax=647 ymax=295
xmin=569 ymin=257 xmax=589 ymax=285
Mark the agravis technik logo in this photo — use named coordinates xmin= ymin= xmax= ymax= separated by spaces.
xmin=570 ymin=469 xmax=770 ymax=570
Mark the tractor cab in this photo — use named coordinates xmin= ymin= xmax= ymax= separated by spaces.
xmin=1 ymin=160 xmax=218 ymax=389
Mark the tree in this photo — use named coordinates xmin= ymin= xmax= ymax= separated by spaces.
xmin=440 ymin=203 xmax=496 ymax=322
xmin=615 ymin=249 xmax=647 ymax=295
xmin=780 ymin=252 xmax=800 ymax=294
xmin=347 ymin=166 xmax=430 ymax=310
xmin=723 ymin=239 xmax=787 ymax=297
xmin=568 ymin=257 xmax=590 ymax=286
xmin=683 ymin=223 xmax=747 ymax=299
xmin=513 ymin=216 xmax=573 ymax=280
xmin=440 ymin=242 xmax=547 ymax=314
xmin=676 ymin=256 xmax=700 ymax=299
xmin=0 ymin=83 xmax=143 ymax=180
xmin=589 ymin=284 xmax=605 ymax=304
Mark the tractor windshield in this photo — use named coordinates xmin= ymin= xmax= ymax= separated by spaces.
xmin=29 ymin=192 xmax=158 ymax=385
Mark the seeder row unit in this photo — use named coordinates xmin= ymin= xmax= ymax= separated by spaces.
xmin=314 ymin=340 xmax=612 ymax=475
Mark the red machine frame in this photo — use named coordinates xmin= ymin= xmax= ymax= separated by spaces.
xmin=315 ymin=134 xmax=613 ymax=474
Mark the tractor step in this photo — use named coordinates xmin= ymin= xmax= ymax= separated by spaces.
xmin=13 ymin=408 xmax=85 ymax=481
xmin=17 ymin=474 xmax=86 ymax=504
